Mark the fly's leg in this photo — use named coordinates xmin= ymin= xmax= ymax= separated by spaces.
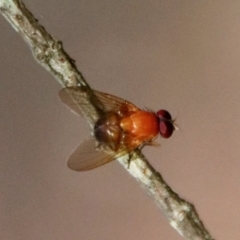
xmin=126 ymin=143 xmax=150 ymax=168
xmin=127 ymin=151 xmax=134 ymax=168
xmin=126 ymin=147 xmax=142 ymax=168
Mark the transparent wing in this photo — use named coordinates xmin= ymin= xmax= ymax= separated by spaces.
xmin=94 ymin=90 xmax=139 ymax=112
xmin=67 ymin=137 xmax=129 ymax=171
xmin=59 ymin=87 xmax=103 ymax=117
xmin=59 ymin=87 xmax=139 ymax=117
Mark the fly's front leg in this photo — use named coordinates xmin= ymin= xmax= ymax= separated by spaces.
xmin=126 ymin=151 xmax=135 ymax=168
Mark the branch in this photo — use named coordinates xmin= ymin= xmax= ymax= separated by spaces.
xmin=0 ymin=1 xmax=214 ymax=239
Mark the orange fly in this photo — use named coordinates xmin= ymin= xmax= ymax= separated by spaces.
xmin=59 ymin=87 xmax=175 ymax=171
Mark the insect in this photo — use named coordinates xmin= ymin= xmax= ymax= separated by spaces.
xmin=59 ymin=87 xmax=175 ymax=171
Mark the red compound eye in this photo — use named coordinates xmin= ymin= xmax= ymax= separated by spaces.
xmin=157 ymin=110 xmax=174 ymax=138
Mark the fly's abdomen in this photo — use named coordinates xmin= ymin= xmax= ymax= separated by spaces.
xmin=94 ymin=112 xmax=122 ymax=151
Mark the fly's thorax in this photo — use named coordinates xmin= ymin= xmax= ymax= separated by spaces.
xmin=120 ymin=111 xmax=159 ymax=139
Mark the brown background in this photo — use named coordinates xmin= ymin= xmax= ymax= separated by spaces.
xmin=1 ymin=1 xmax=240 ymax=239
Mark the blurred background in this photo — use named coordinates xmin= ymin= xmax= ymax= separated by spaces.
xmin=1 ymin=1 xmax=240 ymax=239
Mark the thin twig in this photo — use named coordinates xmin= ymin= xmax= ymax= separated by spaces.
xmin=0 ymin=0 xmax=214 ymax=239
